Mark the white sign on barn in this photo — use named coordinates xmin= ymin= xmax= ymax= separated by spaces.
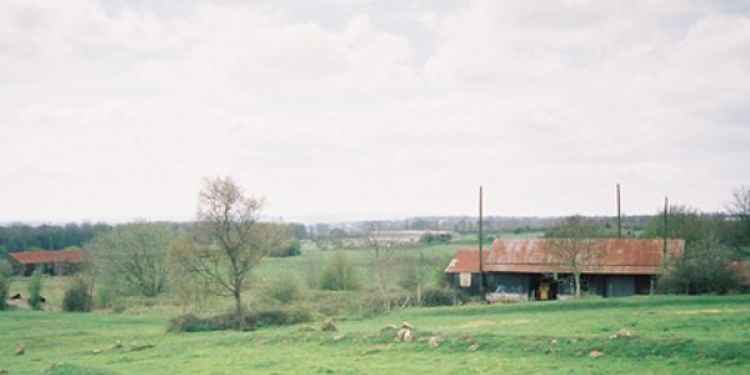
xmin=459 ymin=272 xmax=472 ymax=288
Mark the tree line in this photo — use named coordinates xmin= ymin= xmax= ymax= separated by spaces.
xmin=0 ymin=223 xmax=112 ymax=255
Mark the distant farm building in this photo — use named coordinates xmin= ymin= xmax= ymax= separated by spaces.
xmin=7 ymin=249 xmax=87 ymax=276
xmin=372 ymin=230 xmax=453 ymax=244
xmin=445 ymin=238 xmax=684 ymax=301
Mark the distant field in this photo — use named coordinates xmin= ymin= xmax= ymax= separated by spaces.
xmin=2 ymin=295 xmax=749 ymax=374
xmin=6 ymin=242 xmax=460 ymax=315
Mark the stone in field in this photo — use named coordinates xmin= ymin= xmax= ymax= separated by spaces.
xmin=321 ymin=318 xmax=337 ymax=332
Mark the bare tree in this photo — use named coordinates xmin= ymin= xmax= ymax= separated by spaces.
xmin=727 ymin=185 xmax=750 ymax=251
xmin=728 ymin=185 xmax=750 ymax=218
xmin=172 ymin=177 xmax=286 ymax=325
xmin=90 ymin=222 xmax=173 ymax=297
xmin=545 ymin=216 xmax=601 ymax=297
xmin=366 ymin=223 xmax=399 ymax=312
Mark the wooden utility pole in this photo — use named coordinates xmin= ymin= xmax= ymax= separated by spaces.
xmin=617 ymin=184 xmax=622 ymax=238
xmin=478 ymin=186 xmax=485 ymax=301
xmin=663 ymin=196 xmax=669 ymax=259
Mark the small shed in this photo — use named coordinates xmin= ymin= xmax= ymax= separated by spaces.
xmin=7 ymin=249 xmax=87 ymax=276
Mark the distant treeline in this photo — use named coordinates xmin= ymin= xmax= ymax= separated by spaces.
xmin=0 ymin=223 xmax=113 ymax=254
xmin=308 ymin=215 xmax=656 ymax=237
xmin=0 ymin=221 xmax=309 ymax=255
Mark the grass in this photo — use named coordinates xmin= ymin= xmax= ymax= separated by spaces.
xmin=2 ymin=294 xmax=750 ymax=374
xmin=3 ymin=239 xmax=749 ymax=373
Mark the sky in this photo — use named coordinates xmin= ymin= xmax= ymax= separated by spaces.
xmin=1 ymin=0 xmax=749 ymax=224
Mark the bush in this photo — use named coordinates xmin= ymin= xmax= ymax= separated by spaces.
xmin=657 ymin=237 xmax=741 ymax=294
xmin=421 ymin=287 xmax=463 ymax=307
xmin=255 ymin=305 xmax=313 ymax=327
xmin=95 ymin=284 xmax=114 ymax=309
xmin=320 ymin=252 xmax=358 ymax=291
xmin=265 ymin=275 xmax=303 ymax=304
xmin=168 ymin=311 xmax=256 ymax=332
xmin=0 ymin=261 xmax=10 ymax=310
xmin=270 ymin=240 xmax=302 ymax=257
xmin=419 ymin=232 xmax=452 ymax=245
xmin=62 ymin=278 xmax=93 ymax=312
xmin=28 ymin=269 xmax=44 ymax=310
xmin=168 ymin=305 xmax=313 ymax=333
xmin=360 ymin=291 xmax=414 ymax=316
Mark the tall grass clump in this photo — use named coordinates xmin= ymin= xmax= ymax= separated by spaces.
xmin=0 ymin=261 xmax=10 ymax=310
xmin=265 ymin=274 xmax=303 ymax=304
xmin=62 ymin=277 xmax=93 ymax=312
xmin=320 ymin=252 xmax=358 ymax=291
xmin=28 ymin=269 xmax=44 ymax=310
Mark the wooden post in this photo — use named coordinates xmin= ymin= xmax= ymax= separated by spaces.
xmin=663 ymin=196 xmax=669 ymax=261
xmin=617 ymin=184 xmax=622 ymax=238
xmin=478 ymin=186 xmax=485 ymax=301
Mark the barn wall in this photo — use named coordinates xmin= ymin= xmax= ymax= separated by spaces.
xmin=607 ymin=276 xmax=636 ymax=297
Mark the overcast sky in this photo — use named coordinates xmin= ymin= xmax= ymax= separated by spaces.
xmin=1 ymin=0 xmax=749 ymax=224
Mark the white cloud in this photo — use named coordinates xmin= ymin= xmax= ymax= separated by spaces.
xmin=0 ymin=0 xmax=748 ymax=223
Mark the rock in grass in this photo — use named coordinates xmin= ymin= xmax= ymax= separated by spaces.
xmin=467 ymin=343 xmax=480 ymax=352
xmin=396 ymin=328 xmax=414 ymax=342
xmin=401 ymin=321 xmax=414 ymax=330
xmin=15 ymin=344 xmax=24 ymax=356
xmin=609 ymin=328 xmax=634 ymax=339
xmin=321 ymin=318 xmax=337 ymax=332
xmin=428 ymin=336 xmax=443 ymax=348
xmin=590 ymin=350 xmax=604 ymax=358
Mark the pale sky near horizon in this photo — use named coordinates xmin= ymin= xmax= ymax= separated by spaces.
xmin=1 ymin=0 xmax=749 ymax=224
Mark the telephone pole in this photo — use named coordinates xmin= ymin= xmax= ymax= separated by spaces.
xmin=616 ymin=184 xmax=622 ymax=238
xmin=663 ymin=196 xmax=669 ymax=259
xmin=478 ymin=186 xmax=485 ymax=301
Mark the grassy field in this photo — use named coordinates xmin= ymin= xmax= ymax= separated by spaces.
xmin=3 ymin=237 xmax=749 ymax=374
xmin=2 ymin=295 xmax=750 ymax=374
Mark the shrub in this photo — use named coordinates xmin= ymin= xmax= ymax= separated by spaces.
xmin=266 ymin=275 xmax=303 ymax=304
xmin=657 ymin=237 xmax=741 ymax=294
xmin=0 ymin=275 xmax=8 ymax=311
xmin=360 ymin=291 xmax=414 ymax=316
xmin=421 ymin=287 xmax=462 ymax=307
xmin=255 ymin=305 xmax=313 ymax=327
xmin=419 ymin=232 xmax=452 ymax=245
xmin=62 ymin=278 xmax=93 ymax=312
xmin=168 ymin=311 xmax=256 ymax=333
xmin=270 ymin=240 xmax=302 ymax=257
xmin=168 ymin=305 xmax=313 ymax=333
xmin=95 ymin=284 xmax=114 ymax=309
xmin=28 ymin=269 xmax=44 ymax=310
xmin=0 ymin=261 xmax=10 ymax=310
xmin=320 ymin=252 xmax=358 ymax=291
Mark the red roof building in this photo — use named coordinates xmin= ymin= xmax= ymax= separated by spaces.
xmin=445 ymin=238 xmax=685 ymax=300
xmin=7 ymin=249 xmax=87 ymax=276
xmin=445 ymin=238 xmax=684 ymax=275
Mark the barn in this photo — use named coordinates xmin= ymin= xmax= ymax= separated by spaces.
xmin=7 ymin=249 xmax=87 ymax=276
xmin=445 ymin=238 xmax=684 ymax=301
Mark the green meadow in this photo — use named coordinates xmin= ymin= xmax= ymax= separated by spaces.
xmin=2 ymin=294 xmax=750 ymax=374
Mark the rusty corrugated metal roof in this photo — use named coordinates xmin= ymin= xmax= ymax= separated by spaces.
xmin=8 ymin=249 xmax=86 ymax=265
xmin=445 ymin=238 xmax=684 ymax=275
